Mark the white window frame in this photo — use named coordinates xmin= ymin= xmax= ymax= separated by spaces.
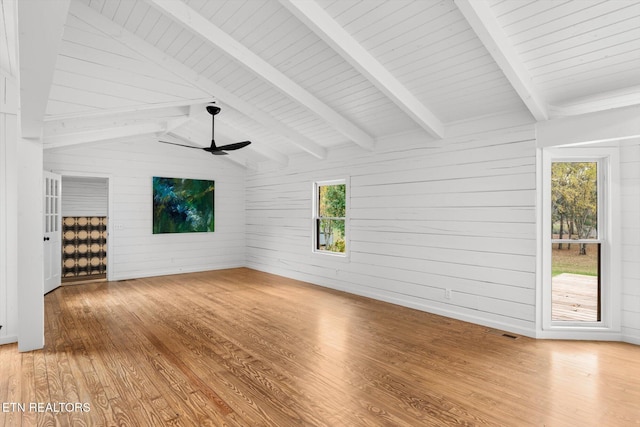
xmin=312 ymin=178 xmax=349 ymax=258
xmin=541 ymin=147 xmax=621 ymax=336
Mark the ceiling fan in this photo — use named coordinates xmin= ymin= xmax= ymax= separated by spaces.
xmin=159 ymin=104 xmax=251 ymax=155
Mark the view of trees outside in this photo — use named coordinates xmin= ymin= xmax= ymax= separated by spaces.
xmin=551 ymin=162 xmax=598 ymax=277
xmin=551 ymin=161 xmax=599 ymax=322
xmin=317 ymin=184 xmax=346 ymax=253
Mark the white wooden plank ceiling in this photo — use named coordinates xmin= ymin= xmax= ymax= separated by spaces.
xmin=4 ymin=0 xmax=640 ymax=168
xmin=488 ymin=0 xmax=640 ymax=115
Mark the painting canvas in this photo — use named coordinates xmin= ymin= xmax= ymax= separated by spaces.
xmin=153 ymin=177 xmax=215 ymax=234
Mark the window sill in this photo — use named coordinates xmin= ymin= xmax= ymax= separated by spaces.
xmin=537 ymin=326 xmax=622 ymax=341
xmin=312 ymin=250 xmax=350 ymax=262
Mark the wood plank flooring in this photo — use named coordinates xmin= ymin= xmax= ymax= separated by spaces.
xmin=1 ymin=268 xmax=640 ymax=426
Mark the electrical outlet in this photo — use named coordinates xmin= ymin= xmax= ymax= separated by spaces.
xmin=445 ymin=289 xmax=452 ymax=300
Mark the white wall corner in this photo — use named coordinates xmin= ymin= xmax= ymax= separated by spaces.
xmin=0 ymin=76 xmax=19 ymax=346
xmin=17 ymin=136 xmax=44 ymax=352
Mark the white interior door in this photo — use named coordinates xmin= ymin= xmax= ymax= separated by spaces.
xmin=43 ymin=171 xmax=61 ymax=294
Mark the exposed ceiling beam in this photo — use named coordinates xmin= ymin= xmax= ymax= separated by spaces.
xmin=548 ymin=85 xmax=640 ymax=118
xmin=44 ymin=106 xmax=193 ymax=138
xmin=44 ymin=97 xmax=215 ymax=122
xmin=17 ymin=0 xmax=70 ymax=138
xmin=537 ymin=103 xmax=640 ymax=148
xmin=43 ymin=121 xmax=167 ymax=149
xmin=455 ymin=0 xmax=548 ymax=121
xmin=279 ymin=0 xmax=444 ymax=139
xmin=146 ymin=0 xmax=374 ymax=151
xmin=155 ymin=102 xmax=206 ymax=136
xmin=161 ymin=115 xmax=193 ymax=135
xmin=70 ymin=0 xmax=326 ymax=160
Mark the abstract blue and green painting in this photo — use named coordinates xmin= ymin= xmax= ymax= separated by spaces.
xmin=153 ymin=177 xmax=215 ymax=233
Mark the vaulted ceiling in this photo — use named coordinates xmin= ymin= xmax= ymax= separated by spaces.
xmin=4 ymin=0 xmax=640 ymax=168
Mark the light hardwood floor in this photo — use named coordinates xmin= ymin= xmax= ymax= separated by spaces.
xmin=1 ymin=268 xmax=639 ymax=426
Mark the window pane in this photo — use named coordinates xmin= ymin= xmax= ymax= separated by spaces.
xmin=552 ymin=242 xmax=600 ymax=322
xmin=318 ymin=184 xmax=345 ymax=218
xmin=551 ymin=162 xmax=598 ymax=240
xmin=317 ymin=219 xmax=345 ymax=253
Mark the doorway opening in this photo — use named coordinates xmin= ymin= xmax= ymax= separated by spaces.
xmin=61 ymin=176 xmax=109 ymax=284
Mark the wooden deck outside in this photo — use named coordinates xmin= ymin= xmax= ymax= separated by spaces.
xmin=552 ymin=273 xmax=599 ymax=321
xmin=1 ymin=268 xmax=639 ymax=426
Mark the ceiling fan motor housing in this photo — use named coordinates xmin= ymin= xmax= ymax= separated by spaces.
xmin=206 ymin=104 xmax=221 ymax=116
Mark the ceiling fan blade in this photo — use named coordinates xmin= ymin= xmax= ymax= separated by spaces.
xmin=161 ymin=105 xmax=249 ymax=157
xmin=159 ymin=140 xmax=205 ymax=150
xmin=216 ymin=141 xmax=251 ymax=151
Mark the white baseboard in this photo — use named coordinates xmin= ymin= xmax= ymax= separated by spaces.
xmin=109 ymin=263 xmax=246 ymax=282
xmin=535 ymin=330 xmax=623 ymax=341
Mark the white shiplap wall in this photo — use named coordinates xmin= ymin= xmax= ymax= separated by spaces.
xmin=44 ymin=136 xmax=246 ymax=280
xmin=246 ymin=117 xmax=538 ymax=337
xmin=621 ymin=140 xmax=640 ymax=344
xmin=61 ymin=176 xmax=108 ymax=217
xmin=0 ymin=76 xmax=18 ymax=345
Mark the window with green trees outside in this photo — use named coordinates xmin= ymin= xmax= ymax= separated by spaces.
xmin=314 ymin=181 xmax=346 ymax=254
xmin=551 ymin=161 xmax=600 ymax=322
